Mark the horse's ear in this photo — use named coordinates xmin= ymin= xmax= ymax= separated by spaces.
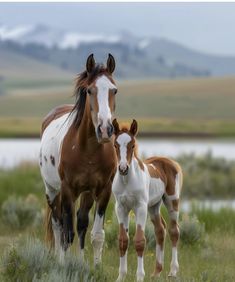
xmin=106 ymin=53 xmax=115 ymax=74
xmin=130 ymin=119 xmax=138 ymax=136
xmin=112 ymin=118 xmax=120 ymax=135
xmin=86 ymin=54 xmax=95 ymax=73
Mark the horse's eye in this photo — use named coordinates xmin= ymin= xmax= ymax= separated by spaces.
xmin=87 ymin=89 xmax=91 ymax=95
xmin=132 ymin=145 xmax=135 ymax=149
xmin=113 ymin=89 xmax=118 ymax=95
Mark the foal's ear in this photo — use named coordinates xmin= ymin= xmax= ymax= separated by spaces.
xmin=112 ymin=118 xmax=120 ymax=135
xmin=130 ymin=119 xmax=138 ymax=136
xmin=86 ymin=54 xmax=96 ymax=73
xmin=106 ymin=53 xmax=115 ymax=74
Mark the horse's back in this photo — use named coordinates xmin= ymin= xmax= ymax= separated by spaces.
xmin=40 ymin=105 xmax=75 ymax=191
xmin=144 ymin=157 xmax=182 ymax=205
xmin=41 ymin=104 xmax=74 ymax=136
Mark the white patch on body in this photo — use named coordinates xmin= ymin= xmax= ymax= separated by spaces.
xmin=95 ymin=75 xmax=116 ymax=128
xmin=40 ymin=112 xmax=75 ymax=197
xmin=116 ymin=133 xmax=131 ymax=171
xmin=148 ymin=171 xmax=165 ymax=207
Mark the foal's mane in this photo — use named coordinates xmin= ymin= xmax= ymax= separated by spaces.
xmin=71 ymin=64 xmax=109 ymax=129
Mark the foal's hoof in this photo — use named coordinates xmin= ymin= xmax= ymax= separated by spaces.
xmin=116 ymin=274 xmax=126 ymax=282
xmin=151 ymin=271 xmax=161 ymax=278
xmin=168 ymin=271 xmax=177 ymax=278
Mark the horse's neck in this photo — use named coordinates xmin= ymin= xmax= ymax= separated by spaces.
xmin=74 ymin=100 xmax=100 ymax=151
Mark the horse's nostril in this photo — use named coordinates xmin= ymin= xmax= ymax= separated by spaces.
xmin=107 ymin=124 xmax=114 ymax=137
xmin=97 ymin=125 xmax=102 ymax=137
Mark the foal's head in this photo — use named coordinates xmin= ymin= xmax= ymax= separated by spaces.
xmin=75 ymin=54 xmax=117 ymax=143
xmin=112 ymin=119 xmax=138 ymax=175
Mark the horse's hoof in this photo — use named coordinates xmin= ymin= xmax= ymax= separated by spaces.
xmin=151 ymin=271 xmax=161 ymax=278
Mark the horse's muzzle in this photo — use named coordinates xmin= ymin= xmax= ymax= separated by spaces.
xmin=119 ymin=165 xmax=129 ymax=176
xmin=97 ymin=123 xmax=114 ymax=142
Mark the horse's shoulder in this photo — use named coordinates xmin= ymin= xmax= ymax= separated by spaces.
xmin=41 ymin=104 xmax=74 ymax=136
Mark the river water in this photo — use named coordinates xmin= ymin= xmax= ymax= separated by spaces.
xmin=0 ymin=138 xmax=234 ymax=169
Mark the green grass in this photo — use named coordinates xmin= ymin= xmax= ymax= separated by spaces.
xmin=1 ymin=162 xmax=235 ymax=280
xmin=1 ymin=76 xmax=235 ymax=137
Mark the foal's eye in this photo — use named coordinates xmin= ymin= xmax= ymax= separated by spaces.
xmin=113 ymin=89 xmax=118 ymax=95
xmin=132 ymin=145 xmax=135 ymax=149
xmin=87 ymin=89 xmax=92 ymax=95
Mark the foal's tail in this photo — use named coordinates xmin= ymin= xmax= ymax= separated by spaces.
xmin=172 ymin=160 xmax=183 ymax=193
xmin=44 ymin=204 xmax=54 ymax=249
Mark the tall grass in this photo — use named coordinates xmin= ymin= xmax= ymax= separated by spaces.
xmin=1 ymin=238 xmax=101 ymax=282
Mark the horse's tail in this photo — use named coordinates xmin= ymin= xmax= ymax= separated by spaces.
xmin=44 ymin=204 xmax=54 ymax=249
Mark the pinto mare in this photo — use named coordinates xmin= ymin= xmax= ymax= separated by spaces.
xmin=40 ymin=54 xmax=118 ymax=264
xmin=112 ymin=119 xmax=183 ymax=281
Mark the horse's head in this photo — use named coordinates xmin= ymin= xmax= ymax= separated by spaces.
xmin=85 ymin=54 xmax=117 ymax=143
xmin=112 ymin=119 xmax=138 ymax=175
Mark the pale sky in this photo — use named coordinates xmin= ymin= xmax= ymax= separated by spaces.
xmin=0 ymin=2 xmax=235 ymax=56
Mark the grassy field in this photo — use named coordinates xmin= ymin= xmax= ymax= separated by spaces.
xmin=1 ymin=158 xmax=235 ymax=281
xmin=0 ymin=76 xmax=235 ymax=137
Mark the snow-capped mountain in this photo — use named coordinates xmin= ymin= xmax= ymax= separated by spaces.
xmin=0 ymin=24 xmax=124 ymax=48
xmin=1 ymin=23 xmax=235 ymax=78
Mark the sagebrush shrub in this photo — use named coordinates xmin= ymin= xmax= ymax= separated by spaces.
xmin=1 ymin=194 xmax=42 ymax=229
xmin=180 ymin=214 xmax=205 ymax=245
xmin=1 ymin=238 xmax=98 ymax=282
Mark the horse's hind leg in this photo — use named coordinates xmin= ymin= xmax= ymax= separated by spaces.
xmin=163 ymin=196 xmax=180 ymax=277
xmin=148 ymin=201 xmax=166 ymax=278
xmin=91 ymin=183 xmax=112 ymax=266
xmin=61 ymin=181 xmax=75 ymax=251
xmin=77 ymin=192 xmax=94 ymax=259
xmin=44 ymin=181 xmax=64 ymax=262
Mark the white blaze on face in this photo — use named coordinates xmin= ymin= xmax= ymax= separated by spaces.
xmin=95 ymin=75 xmax=116 ymax=131
xmin=116 ymin=133 xmax=131 ymax=171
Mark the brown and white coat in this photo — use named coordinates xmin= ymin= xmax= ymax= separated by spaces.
xmin=112 ymin=119 xmax=183 ymax=281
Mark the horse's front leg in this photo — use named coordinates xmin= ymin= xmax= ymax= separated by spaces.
xmin=76 ymin=192 xmax=94 ymax=260
xmin=134 ymin=203 xmax=148 ymax=282
xmin=61 ymin=181 xmax=75 ymax=252
xmin=115 ymin=203 xmax=130 ymax=282
xmin=91 ymin=183 xmax=112 ymax=266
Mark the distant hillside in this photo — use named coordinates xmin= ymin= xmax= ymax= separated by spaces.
xmin=1 ymin=24 xmax=235 ymax=79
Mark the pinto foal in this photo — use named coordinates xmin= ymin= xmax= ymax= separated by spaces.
xmin=112 ymin=119 xmax=183 ymax=281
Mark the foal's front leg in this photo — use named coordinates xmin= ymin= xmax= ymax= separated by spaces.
xmin=115 ymin=203 xmax=130 ymax=282
xmin=134 ymin=203 xmax=148 ymax=282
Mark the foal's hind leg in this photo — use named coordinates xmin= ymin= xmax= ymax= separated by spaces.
xmin=164 ymin=196 xmax=180 ymax=277
xmin=91 ymin=183 xmax=112 ymax=266
xmin=77 ymin=192 xmax=94 ymax=260
xmin=148 ymin=202 xmax=166 ymax=278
